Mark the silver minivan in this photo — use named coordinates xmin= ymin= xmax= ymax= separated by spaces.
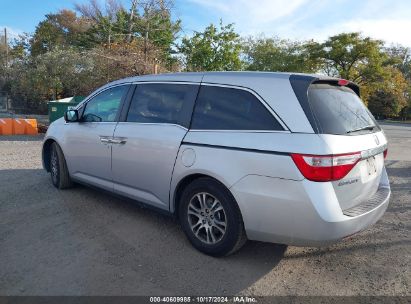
xmin=42 ymin=72 xmax=391 ymax=256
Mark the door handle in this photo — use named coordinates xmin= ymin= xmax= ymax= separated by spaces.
xmin=100 ymin=137 xmax=111 ymax=143
xmin=100 ymin=136 xmax=126 ymax=144
xmin=111 ymin=138 xmax=127 ymax=145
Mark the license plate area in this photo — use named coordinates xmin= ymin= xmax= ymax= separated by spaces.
xmin=366 ymin=156 xmax=377 ymax=176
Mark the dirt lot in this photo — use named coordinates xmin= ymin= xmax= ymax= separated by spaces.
xmin=0 ymin=123 xmax=409 ymax=296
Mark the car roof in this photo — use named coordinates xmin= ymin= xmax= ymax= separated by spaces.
xmin=81 ymin=71 xmax=344 ymax=133
xmin=101 ymin=71 xmax=339 ymax=89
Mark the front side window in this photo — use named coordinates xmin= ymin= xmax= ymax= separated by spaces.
xmin=126 ymin=83 xmax=199 ymax=128
xmin=191 ymin=86 xmax=283 ymax=130
xmin=82 ymin=85 xmax=128 ymax=122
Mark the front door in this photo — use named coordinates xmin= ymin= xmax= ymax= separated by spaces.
xmin=112 ymin=83 xmax=199 ymax=209
xmin=64 ymin=85 xmax=129 ymax=190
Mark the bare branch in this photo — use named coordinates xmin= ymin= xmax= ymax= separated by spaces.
xmin=74 ymin=0 xmax=103 ymax=21
xmin=127 ymin=0 xmax=138 ymax=43
xmin=106 ymin=0 xmax=124 ymax=20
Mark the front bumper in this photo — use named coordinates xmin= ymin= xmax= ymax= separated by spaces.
xmin=230 ymin=168 xmax=390 ymax=246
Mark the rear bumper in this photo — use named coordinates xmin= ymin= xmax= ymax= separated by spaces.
xmin=230 ymin=168 xmax=390 ymax=246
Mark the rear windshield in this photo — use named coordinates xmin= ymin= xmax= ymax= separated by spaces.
xmin=308 ymin=84 xmax=378 ymax=135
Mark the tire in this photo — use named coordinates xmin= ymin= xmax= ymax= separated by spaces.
xmin=50 ymin=142 xmax=73 ymax=189
xmin=179 ymin=177 xmax=247 ymax=256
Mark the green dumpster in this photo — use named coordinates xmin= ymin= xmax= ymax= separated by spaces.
xmin=47 ymin=96 xmax=85 ymax=123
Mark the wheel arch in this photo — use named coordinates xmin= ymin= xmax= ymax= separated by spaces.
xmin=42 ymin=137 xmax=64 ymax=172
xmin=171 ymin=173 xmax=235 ymax=218
xmin=42 ymin=138 xmax=56 ymax=172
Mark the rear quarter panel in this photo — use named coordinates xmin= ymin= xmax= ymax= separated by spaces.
xmin=169 ymin=131 xmax=330 ymax=212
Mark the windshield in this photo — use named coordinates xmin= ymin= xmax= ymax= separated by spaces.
xmin=308 ymin=83 xmax=378 ymax=135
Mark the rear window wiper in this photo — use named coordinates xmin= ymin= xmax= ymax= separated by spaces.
xmin=346 ymin=125 xmax=376 ymax=134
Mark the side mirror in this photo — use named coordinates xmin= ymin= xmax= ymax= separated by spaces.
xmin=64 ymin=109 xmax=79 ymax=122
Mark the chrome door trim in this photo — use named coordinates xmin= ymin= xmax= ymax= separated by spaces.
xmin=188 ymin=129 xmax=290 ymax=133
xmin=116 ymin=121 xmax=188 ymax=131
xmin=131 ymin=81 xmax=200 ymax=86
xmin=123 ymin=81 xmax=289 ymax=132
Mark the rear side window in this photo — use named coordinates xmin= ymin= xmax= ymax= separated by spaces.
xmin=127 ymin=83 xmax=199 ymax=128
xmin=191 ymin=86 xmax=283 ymax=130
xmin=308 ymin=84 xmax=378 ymax=135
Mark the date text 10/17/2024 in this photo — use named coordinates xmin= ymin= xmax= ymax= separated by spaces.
xmin=149 ymin=296 xmax=258 ymax=303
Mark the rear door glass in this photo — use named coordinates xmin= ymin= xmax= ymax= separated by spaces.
xmin=308 ymin=84 xmax=378 ymax=135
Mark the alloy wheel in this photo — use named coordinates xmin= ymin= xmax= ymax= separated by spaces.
xmin=51 ymin=148 xmax=59 ymax=184
xmin=187 ymin=192 xmax=227 ymax=244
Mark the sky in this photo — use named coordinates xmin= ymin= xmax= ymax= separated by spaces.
xmin=1 ymin=0 xmax=411 ymax=46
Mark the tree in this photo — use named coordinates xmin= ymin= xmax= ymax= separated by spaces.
xmin=30 ymin=10 xmax=91 ymax=55
xmin=75 ymin=0 xmax=129 ymax=47
xmin=4 ymin=0 xmax=411 ymax=117
xmin=0 ymin=31 xmax=8 ymax=95
xmin=305 ymin=32 xmax=409 ymax=117
xmin=75 ymin=0 xmax=181 ymax=70
xmin=400 ymin=89 xmax=411 ymax=120
xmin=179 ymin=21 xmax=242 ymax=71
xmin=243 ymin=36 xmax=320 ymax=73
xmin=134 ymin=1 xmax=181 ymax=56
xmin=10 ymin=33 xmax=31 ymax=59
xmin=308 ymin=32 xmax=386 ymax=84
xmin=381 ymin=46 xmax=411 ymax=118
xmin=384 ymin=45 xmax=411 ymax=80
xmin=7 ymin=48 xmax=103 ymax=112
xmin=366 ymin=66 xmax=408 ymax=118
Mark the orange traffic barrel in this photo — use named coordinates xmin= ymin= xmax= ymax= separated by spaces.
xmin=12 ymin=119 xmax=26 ymax=135
xmin=0 ymin=118 xmax=13 ymax=135
xmin=24 ymin=119 xmax=38 ymax=135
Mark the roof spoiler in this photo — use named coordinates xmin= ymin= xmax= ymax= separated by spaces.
xmin=312 ymin=79 xmax=360 ymax=96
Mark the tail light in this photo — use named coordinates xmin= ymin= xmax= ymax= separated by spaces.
xmin=291 ymin=152 xmax=361 ymax=182
xmin=383 ymin=148 xmax=388 ymax=159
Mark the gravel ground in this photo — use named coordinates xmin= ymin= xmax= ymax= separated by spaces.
xmin=0 ymin=125 xmax=409 ymax=296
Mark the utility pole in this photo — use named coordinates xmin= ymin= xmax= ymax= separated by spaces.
xmin=107 ymin=33 xmax=111 ymax=82
xmin=144 ymin=31 xmax=148 ymax=70
xmin=4 ymin=28 xmax=9 ymax=112
xmin=127 ymin=0 xmax=138 ymax=43
xmin=144 ymin=28 xmax=149 ymax=73
xmin=4 ymin=28 xmax=8 ymax=69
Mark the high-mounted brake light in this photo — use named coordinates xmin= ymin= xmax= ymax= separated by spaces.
xmin=338 ymin=79 xmax=350 ymax=86
xmin=291 ymin=152 xmax=361 ymax=182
